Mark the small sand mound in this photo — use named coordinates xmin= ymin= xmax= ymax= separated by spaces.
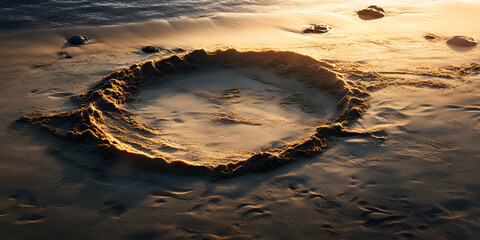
xmin=358 ymin=5 xmax=385 ymax=20
xmin=424 ymin=34 xmax=439 ymax=41
xmin=142 ymin=46 xmax=162 ymax=53
xmin=67 ymin=35 xmax=89 ymax=45
xmin=18 ymin=49 xmax=377 ymax=179
xmin=303 ymin=24 xmax=331 ymax=34
xmin=447 ymin=36 xmax=478 ymax=47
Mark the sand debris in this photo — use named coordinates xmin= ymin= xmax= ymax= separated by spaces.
xmin=447 ymin=36 xmax=478 ymax=47
xmin=142 ymin=46 xmax=162 ymax=53
xmin=67 ymin=35 xmax=89 ymax=45
xmin=303 ymin=24 xmax=331 ymax=34
xmin=358 ymin=5 xmax=385 ymax=20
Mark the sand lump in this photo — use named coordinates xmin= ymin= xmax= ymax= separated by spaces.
xmin=424 ymin=34 xmax=439 ymax=41
xmin=358 ymin=5 xmax=385 ymax=20
xmin=57 ymin=51 xmax=72 ymax=59
xmin=18 ymin=49 xmax=381 ymax=179
xmin=303 ymin=24 xmax=331 ymax=34
xmin=447 ymin=36 xmax=478 ymax=47
xmin=142 ymin=46 xmax=162 ymax=53
xmin=67 ymin=35 xmax=89 ymax=45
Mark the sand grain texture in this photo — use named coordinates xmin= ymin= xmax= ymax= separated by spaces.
xmin=1 ymin=0 xmax=479 ymax=239
xmin=19 ymin=49 xmax=379 ymax=179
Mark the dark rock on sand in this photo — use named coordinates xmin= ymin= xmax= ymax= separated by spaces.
xmin=424 ymin=34 xmax=439 ymax=40
xmin=358 ymin=5 xmax=385 ymax=20
xmin=57 ymin=51 xmax=72 ymax=58
xmin=142 ymin=46 xmax=162 ymax=53
xmin=447 ymin=36 xmax=478 ymax=47
xmin=67 ymin=35 xmax=89 ymax=45
xmin=303 ymin=24 xmax=331 ymax=34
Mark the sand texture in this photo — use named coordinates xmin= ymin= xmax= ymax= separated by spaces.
xmin=0 ymin=0 xmax=479 ymax=239
xmin=18 ymin=49 xmax=381 ymax=179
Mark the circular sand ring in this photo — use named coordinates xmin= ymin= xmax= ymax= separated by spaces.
xmin=19 ymin=49 xmax=372 ymax=179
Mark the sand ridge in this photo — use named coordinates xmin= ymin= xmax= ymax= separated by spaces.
xmin=18 ymin=49 xmax=478 ymax=179
xmin=18 ymin=49 xmax=382 ymax=179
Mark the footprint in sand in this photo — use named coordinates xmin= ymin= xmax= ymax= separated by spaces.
xmin=98 ymin=200 xmax=127 ymax=217
xmin=149 ymin=197 xmax=167 ymax=208
xmin=319 ymin=223 xmax=338 ymax=235
xmin=208 ymin=196 xmax=221 ymax=204
xmin=236 ymin=203 xmax=271 ymax=220
xmin=17 ymin=214 xmax=45 ymax=224
xmin=269 ymin=175 xmax=308 ymax=191
xmin=288 ymin=187 xmax=341 ymax=233
xmin=359 ymin=180 xmax=378 ymax=190
xmin=188 ymin=195 xmax=223 ymax=212
xmin=357 ymin=202 xmax=407 ymax=228
xmin=10 ymin=190 xmax=46 ymax=224
xmin=396 ymin=232 xmax=417 ymax=240
xmin=150 ymin=187 xmax=194 ymax=201
xmin=10 ymin=190 xmax=38 ymax=208
xmin=292 ymin=187 xmax=343 ymax=212
xmin=28 ymin=88 xmax=75 ymax=98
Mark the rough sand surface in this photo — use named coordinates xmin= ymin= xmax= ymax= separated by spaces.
xmin=0 ymin=0 xmax=479 ymax=239
xmin=18 ymin=50 xmax=375 ymax=178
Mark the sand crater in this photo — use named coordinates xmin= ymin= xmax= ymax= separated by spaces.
xmin=127 ymin=67 xmax=338 ymax=164
xmin=19 ymin=49 xmax=371 ymax=178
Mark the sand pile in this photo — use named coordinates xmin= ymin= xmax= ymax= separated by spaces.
xmin=18 ymin=49 xmax=380 ymax=179
xmin=67 ymin=35 xmax=89 ymax=45
xmin=303 ymin=24 xmax=331 ymax=34
xmin=358 ymin=5 xmax=385 ymax=20
xmin=142 ymin=46 xmax=162 ymax=53
xmin=447 ymin=36 xmax=478 ymax=47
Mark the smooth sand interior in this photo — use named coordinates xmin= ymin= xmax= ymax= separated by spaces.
xmin=126 ymin=67 xmax=337 ymax=164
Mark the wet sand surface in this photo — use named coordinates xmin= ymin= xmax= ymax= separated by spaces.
xmin=0 ymin=0 xmax=479 ymax=239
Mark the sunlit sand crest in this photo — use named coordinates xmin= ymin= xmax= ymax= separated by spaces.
xmin=19 ymin=49 xmax=381 ymax=178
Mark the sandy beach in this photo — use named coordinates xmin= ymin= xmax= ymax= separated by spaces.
xmin=0 ymin=0 xmax=479 ymax=239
